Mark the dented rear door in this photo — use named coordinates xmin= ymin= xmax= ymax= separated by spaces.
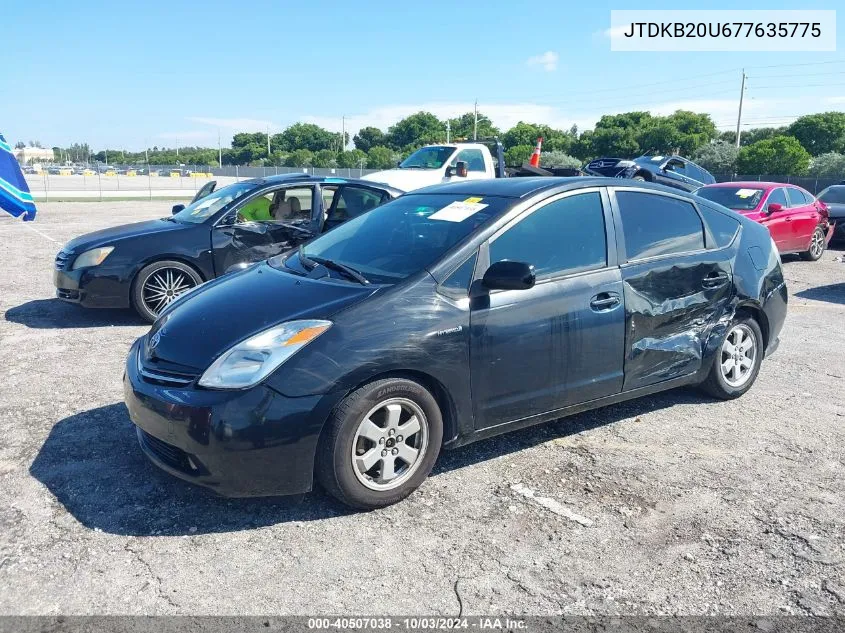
xmin=610 ymin=189 xmax=733 ymax=391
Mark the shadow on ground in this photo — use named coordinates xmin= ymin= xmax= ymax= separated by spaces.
xmin=31 ymin=389 xmax=707 ymax=536
xmin=5 ymin=299 xmax=145 ymax=328
xmin=794 ymin=282 xmax=845 ymax=306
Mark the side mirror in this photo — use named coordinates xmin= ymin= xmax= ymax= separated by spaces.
xmin=482 ymin=261 xmax=535 ymax=291
xmin=171 ymin=204 xmax=185 ymax=215
xmin=767 ymin=202 xmax=783 ymax=214
xmin=454 ymin=161 xmax=468 ymax=178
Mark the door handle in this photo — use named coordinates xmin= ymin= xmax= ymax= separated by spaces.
xmin=702 ymin=272 xmax=730 ymax=288
xmin=784 ymin=216 xmax=793 ymax=221
xmin=590 ymin=293 xmax=620 ymax=311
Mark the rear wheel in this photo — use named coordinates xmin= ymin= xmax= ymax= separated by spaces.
xmin=316 ymin=378 xmax=443 ymax=509
xmin=631 ymin=174 xmax=647 ymax=182
xmin=700 ymin=317 xmax=763 ymax=400
xmin=800 ymin=226 xmax=826 ymax=261
xmin=131 ymin=260 xmax=202 ymax=323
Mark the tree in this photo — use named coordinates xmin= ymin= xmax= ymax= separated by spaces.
xmin=502 ymin=122 xmax=572 ymax=153
xmin=588 ymin=126 xmax=640 ymax=158
xmin=353 ymin=127 xmax=386 ymax=152
xmin=338 ymin=149 xmax=367 ymax=168
xmin=737 ymin=136 xmax=811 ymax=176
xmin=447 ymin=112 xmax=499 ymax=141
xmin=787 ymin=113 xmax=845 ymax=155
xmin=385 ymin=112 xmax=443 ymax=150
xmin=285 ymin=149 xmax=314 ymax=167
xmin=312 ymin=149 xmax=338 ymax=168
xmin=692 ymin=140 xmax=739 ymax=175
xmin=277 ymin=123 xmax=337 ymax=152
xmin=636 ymin=121 xmax=683 ymax=155
xmin=570 ymin=130 xmax=594 ymax=160
xmin=662 ymin=110 xmax=717 ymax=155
xmin=14 ymin=141 xmax=25 ymax=150
xmin=504 ymin=144 xmax=534 ymax=166
xmin=366 ymin=146 xmax=397 ymax=169
xmin=808 ymin=152 xmax=845 ymax=177
xmin=539 ymin=151 xmax=581 ymax=169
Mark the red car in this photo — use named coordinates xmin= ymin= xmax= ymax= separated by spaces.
xmin=696 ymin=182 xmax=834 ymax=261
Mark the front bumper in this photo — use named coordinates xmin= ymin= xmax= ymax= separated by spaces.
xmin=53 ymin=264 xmax=131 ymax=308
xmin=123 ymin=338 xmax=338 ymax=497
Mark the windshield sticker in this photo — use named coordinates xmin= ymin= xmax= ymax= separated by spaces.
xmin=429 ymin=201 xmax=489 ymax=222
xmin=463 ymin=196 xmax=483 ymax=204
xmin=735 ymin=188 xmax=759 ymax=198
xmin=650 ymin=156 xmax=664 ymax=161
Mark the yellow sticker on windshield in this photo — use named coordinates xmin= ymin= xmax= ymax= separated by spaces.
xmin=735 ymin=188 xmax=758 ymax=198
xmin=464 ymin=197 xmax=483 ymax=204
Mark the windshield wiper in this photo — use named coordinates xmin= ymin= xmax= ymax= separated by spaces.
xmin=398 ymin=165 xmax=430 ymax=169
xmin=299 ymin=248 xmax=369 ymax=285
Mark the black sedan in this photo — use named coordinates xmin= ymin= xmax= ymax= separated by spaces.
xmin=584 ymin=155 xmax=715 ymax=192
xmin=817 ymin=185 xmax=845 ymax=242
xmin=53 ymin=175 xmax=403 ymax=321
xmin=124 ymin=177 xmax=787 ymax=509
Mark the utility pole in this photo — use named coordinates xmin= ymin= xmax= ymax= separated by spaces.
xmin=446 ymin=119 xmax=451 ymax=143
xmin=341 ymin=116 xmax=346 ymax=151
xmin=735 ymin=69 xmax=746 ymax=149
xmin=218 ymin=129 xmax=223 ymax=168
xmin=473 ymin=100 xmax=478 ymax=141
xmin=176 ymin=136 xmax=179 ymax=158
xmin=267 ymin=124 xmax=271 ymax=157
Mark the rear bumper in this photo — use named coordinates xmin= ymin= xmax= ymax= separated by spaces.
xmin=53 ymin=265 xmax=131 ymax=308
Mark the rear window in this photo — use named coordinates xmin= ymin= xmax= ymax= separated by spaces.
xmin=696 ymin=186 xmax=763 ymax=211
xmin=617 ymin=191 xmax=705 ymax=261
xmin=818 ymin=186 xmax=845 ymax=204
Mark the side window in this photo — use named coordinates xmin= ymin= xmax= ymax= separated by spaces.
xmin=786 ymin=188 xmax=808 ymax=207
xmin=269 ymin=186 xmax=313 ymax=222
xmin=321 ymin=186 xmax=340 ymax=215
xmin=330 ymin=186 xmax=386 ymax=222
xmin=616 ymin=191 xmax=705 ymax=260
xmin=489 ymin=192 xmax=607 ymax=278
xmin=766 ymin=188 xmax=788 ymax=208
xmin=699 ymin=205 xmax=740 ymax=249
xmin=452 ymin=149 xmax=486 ymax=172
xmin=440 ymin=252 xmax=478 ymax=294
xmin=801 ymin=189 xmax=816 ymax=204
xmin=665 ymin=159 xmax=687 ymax=176
xmin=687 ymin=163 xmax=706 ymax=183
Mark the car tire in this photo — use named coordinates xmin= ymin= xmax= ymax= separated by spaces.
xmin=632 ymin=174 xmax=647 ymax=182
xmin=700 ymin=317 xmax=764 ymax=400
xmin=131 ymin=260 xmax=203 ymax=323
xmin=799 ymin=226 xmax=826 ymax=261
xmin=316 ymin=377 xmax=443 ymax=510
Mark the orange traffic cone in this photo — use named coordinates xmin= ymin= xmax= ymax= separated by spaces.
xmin=528 ymin=137 xmax=543 ymax=167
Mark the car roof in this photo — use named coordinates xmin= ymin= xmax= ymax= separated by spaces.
xmin=703 ymin=181 xmax=802 ymax=190
xmin=241 ymin=173 xmax=404 ymax=193
xmin=411 ymin=176 xmax=696 ymax=199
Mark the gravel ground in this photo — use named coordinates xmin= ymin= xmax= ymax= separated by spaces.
xmin=0 ymin=202 xmax=843 ymax=616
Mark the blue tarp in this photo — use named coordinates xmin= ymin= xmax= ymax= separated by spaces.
xmin=0 ymin=133 xmax=37 ymax=221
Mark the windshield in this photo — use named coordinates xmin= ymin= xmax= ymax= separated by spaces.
xmin=172 ymin=182 xmax=255 ymax=223
xmin=635 ymin=155 xmax=665 ymax=164
xmin=696 ymin=186 xmax=764 ymax=211
xmin=399 ymin=146 xmax=456 ymax=170
xmin=818 ymin=186 xmax=845 ymax=204
xmin=270 ymin=193 xmax=511 ymax=284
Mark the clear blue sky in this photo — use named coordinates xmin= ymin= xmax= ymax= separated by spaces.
xmin=2 ymin=0 xmax=843 ymax=150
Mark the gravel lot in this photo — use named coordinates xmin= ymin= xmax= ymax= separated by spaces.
xmin=0 ymin=201 xmax=843 ymax=616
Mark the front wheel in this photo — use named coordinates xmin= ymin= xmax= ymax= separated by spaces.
xmin=631 ymin=174 xmax=647 ymax=182
xmin=131 ymin=260 xmax=202 ymax=323
xmin=316 ymin=378 xmax=443 ymax=509
xmin=700 ymin=317 xmax=764 ymax=400
xmin=800 ymin=226 xmax=826 ymax=261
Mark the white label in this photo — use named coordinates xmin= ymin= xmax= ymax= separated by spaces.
xmin=429 ymin=201 xmax=488 ymax=223
xmin=735 ymin=188 xmax=760 ymax=198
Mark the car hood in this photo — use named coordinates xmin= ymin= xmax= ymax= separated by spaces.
xmin=142 ymin=262 xmax=379 ymax=372
xmin=62 ymin=218 xmax=190 ymax=252
xmin=361 ymin=168 xmax=443 ymax=192
xmin=583 ymin=158 xmax=635 ymax=177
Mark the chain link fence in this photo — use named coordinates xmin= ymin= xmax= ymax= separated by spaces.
xmin=712 ymin=174 xmax=842 ymax=194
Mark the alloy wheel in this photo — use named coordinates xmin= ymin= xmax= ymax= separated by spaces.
xmin=142 ymin=268 xmax=197 ymax=316
xmin=720 ymin=323 xmax=757 ymax=388
xmin=351 ymin=398 xmax=429 ymax=491
xmin=810 ymin=229 xmax=825 ymax=259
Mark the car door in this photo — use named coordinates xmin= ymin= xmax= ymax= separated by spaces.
xmin=320 ymin=184 xmax=391 ymax=233
xmin=469 ymin=188 xmax=625 ymax=430
xmin=210 ymin=185 xmax=320 ymax=275
xmin=786 ymin=187 xmax=819 ymax=251
xmin=609 ymin=188 xmax=734 ymax=391
xmin=449 ymin=148 xmax=489 ymax=181
xmin=759 ymin=187 xmax=793 ymax=251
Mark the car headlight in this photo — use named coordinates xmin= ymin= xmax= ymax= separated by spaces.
xmin=198 ymin=320 xmax=332 ymax=390
xmin=72 ymin=246 xmax=114 ymax=270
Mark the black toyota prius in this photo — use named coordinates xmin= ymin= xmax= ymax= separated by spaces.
xmin=53 ymin=174 xmax=402 ymax=321
xmin=124 ymin=177 xmax=787 ymax=510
